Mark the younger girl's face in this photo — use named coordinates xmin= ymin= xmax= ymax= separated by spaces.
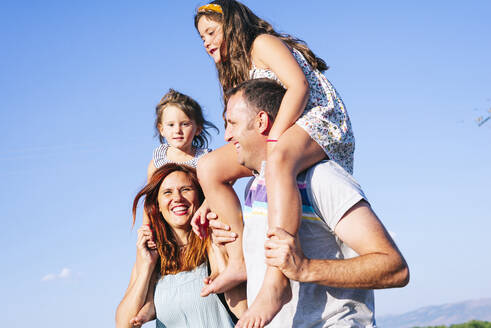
xmin=159 ymin=105 xmax=200 ymax=152
xmin=197 ymin=16 xmax=224 ymax=63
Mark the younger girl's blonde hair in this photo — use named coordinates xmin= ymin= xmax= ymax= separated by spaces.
xmin=155 ymin=89 xmax=218 ymax=149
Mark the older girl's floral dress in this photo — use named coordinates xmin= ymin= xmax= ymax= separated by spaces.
xmin=250 ymin=48 xmax=355 ymax=174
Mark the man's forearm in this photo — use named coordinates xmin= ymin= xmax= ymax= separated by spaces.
xmin=301 ymin=252 xmax=409 ymax=289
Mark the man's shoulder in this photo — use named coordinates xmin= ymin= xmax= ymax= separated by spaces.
xmin=302 ymin=160 xmax=367 ymax=225
xmin=302 ymin=160 xmax=361 ymax=190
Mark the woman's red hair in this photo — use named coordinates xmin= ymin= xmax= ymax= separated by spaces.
xmin=132 ymin=164 xmax=209 ymax=275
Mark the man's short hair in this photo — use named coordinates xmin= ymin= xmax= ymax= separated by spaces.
xmin=225 ymin=78 xmax=286 ymax=121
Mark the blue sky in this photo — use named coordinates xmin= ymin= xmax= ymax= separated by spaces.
xmin=1 ymin=1 xmax=490 ymax=327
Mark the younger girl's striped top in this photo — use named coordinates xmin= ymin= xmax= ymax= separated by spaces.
xmin=153 ymin=143 xmax=211 ymax=169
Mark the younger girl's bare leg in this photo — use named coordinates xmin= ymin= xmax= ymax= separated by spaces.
xmin=238 ymin=125 xmax=325 ymax=327
xmin=197 ymin=143 xmax=252 ymax=296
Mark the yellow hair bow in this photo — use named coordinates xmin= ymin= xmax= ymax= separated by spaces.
xmin=198 ymin=3 xmax=223 ymax=14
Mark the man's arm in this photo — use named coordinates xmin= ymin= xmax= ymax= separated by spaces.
xmin=264 ymin=200 xmax=409 ymax=289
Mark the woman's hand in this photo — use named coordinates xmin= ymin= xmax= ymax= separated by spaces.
xmin=136 ymin=225 xmax=159 ymax=268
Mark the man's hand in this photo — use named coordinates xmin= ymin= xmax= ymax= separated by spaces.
xmin=209 ymin=215 xmax=237 ymax=246
xmin=264 ymin=227 xmax=309 ymax=281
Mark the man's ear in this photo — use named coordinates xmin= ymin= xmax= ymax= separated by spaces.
xmin=255 ymin=111 xmax=272 ymax=135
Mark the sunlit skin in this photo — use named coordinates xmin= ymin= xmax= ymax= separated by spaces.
xmin=197 ymin=16 xmax=225 ymax=64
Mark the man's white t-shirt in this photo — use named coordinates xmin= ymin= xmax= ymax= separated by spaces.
xmin=242 ymin=160 xmax=376 ymax=327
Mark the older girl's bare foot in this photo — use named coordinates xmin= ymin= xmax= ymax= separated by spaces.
xmin=235 ymin=271 xmax=291 ymax=328
xmin=201 ymin=261 xmax=247 ymax=297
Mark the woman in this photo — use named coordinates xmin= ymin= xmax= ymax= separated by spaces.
xmin=116 ymin=164 xmax=245 ymax=328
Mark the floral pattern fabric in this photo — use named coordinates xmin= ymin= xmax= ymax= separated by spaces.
xmin=249 ymin=48 xmax=355 ymax=174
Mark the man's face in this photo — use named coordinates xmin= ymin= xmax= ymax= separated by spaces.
xmin=224 ymin=93 xmax=263 ymax=171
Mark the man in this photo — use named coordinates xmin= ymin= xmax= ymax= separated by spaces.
xmin=216 ymin=78 xmax=409 ymax=327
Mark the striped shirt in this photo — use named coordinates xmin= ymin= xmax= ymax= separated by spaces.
xmin=153 ymin=143 xmax=210 ymax=169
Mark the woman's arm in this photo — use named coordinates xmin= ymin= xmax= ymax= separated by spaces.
xmin=129 ymin=272 xmax=157 ymax=327
xmin=250 ymin=34 xmax=310 ymax=141
xmin=116 ymin=226 xmax=159 ymax=328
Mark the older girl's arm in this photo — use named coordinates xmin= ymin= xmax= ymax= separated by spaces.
xmin=250 ymin=34 xmax=309 ymax=141
xmin=129 ymin=272 xmax=157 ymax=327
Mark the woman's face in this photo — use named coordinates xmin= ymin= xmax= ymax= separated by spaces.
xmin=158 ymin=171 xmax=200 ymax=231
xmin=197 ymin=16 xmax=224 ymax=63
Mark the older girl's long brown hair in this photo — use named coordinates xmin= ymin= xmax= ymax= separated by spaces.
xmin=132 ymin=164 xmax=208 ymax=275
xmin=194 ymin=0 xmax=328 ymax=116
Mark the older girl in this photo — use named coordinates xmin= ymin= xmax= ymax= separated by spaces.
xmin=194 ymin=1 xmax=355 ymax=326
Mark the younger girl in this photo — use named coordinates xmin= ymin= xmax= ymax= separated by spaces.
xmin=195 ymin=1 xmax=355 ymax=327
xmin=147 ymin=88 xmax=218 ymax=179
xmin=132 ymin=89 xmax=219 ymax=322
xmin=142 ymin=88 xmax=218 ymax=236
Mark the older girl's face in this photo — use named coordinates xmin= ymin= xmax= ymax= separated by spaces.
xmin=158 ymin=171 xmax=200 ymax=231
xmin=197 ymin=16 xmax=224 ymax=63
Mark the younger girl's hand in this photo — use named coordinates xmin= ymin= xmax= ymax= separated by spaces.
xmin=143 ymin=224 xmax=157 ymax=250
xmin=191 ymin=200 xmax=211 ymax=238
xmin=136 ymin=225 xmax=158 ymax=266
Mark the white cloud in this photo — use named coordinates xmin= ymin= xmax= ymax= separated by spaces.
xmin=41 ymin=267 xmax=73 ymax=282
xmin=41 ymin=274 xmax=56 ymax=281
xmin=59 ymin=268 xmax=72 ymax=278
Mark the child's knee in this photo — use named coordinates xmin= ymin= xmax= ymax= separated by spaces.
xmin=197 ymin=152 xmax=224 ymax=184
xmin=268 ymin=147 xmax=294 ymax=174
xmin=197 ymin=153 xmax=214 ymax=181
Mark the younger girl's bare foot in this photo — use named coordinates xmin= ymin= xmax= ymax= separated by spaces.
xmin=129 ymin=300 xmax=156 ymax=327
xmin=201 ymin=261 xmax=247 ymax=297
xmin=235 ymin=270 xmax=291 ymax=328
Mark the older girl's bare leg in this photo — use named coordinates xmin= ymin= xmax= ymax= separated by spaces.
xmin=198 ymin=143 xmax=252 ymax=295
xmin=238 ymin=125 xmax=325 ymax=327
